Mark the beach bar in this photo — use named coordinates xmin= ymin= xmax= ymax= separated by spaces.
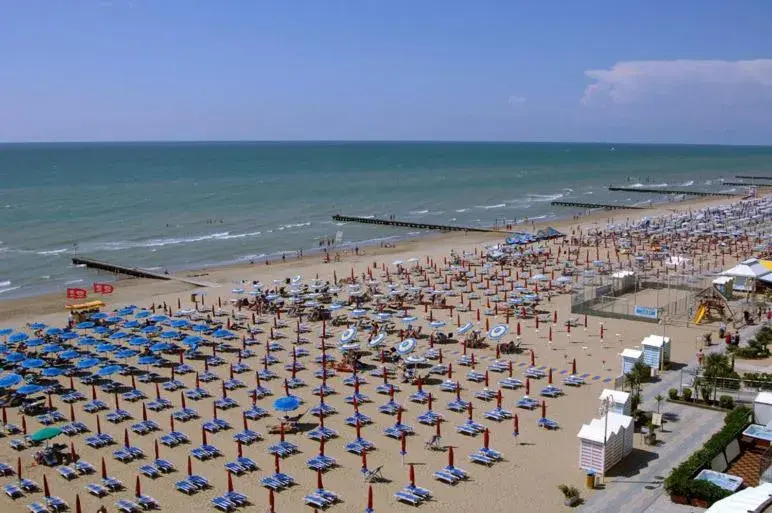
xmin=577 ymin=413 xmax=634 ymax=473
xmin=641 ymin=334 xmax=671 ymax=371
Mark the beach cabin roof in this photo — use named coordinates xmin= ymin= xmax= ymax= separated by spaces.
xmin=641 ymin=335 xmax=669 ymax=348
xmin=723 ymin=258 xmax=770 ymax=278
xmin=755 ymin=391 xmax=772 ymax=406
xmin=705 ymin=482 xmax=772 ymax=513
xmin=621 ymin=348 xmax=642 ymax=359
xmin=599 ymin=389 xmax=630 ymax=404
xmin=576 ymin=413 xmax=633 ymax=443
xmin=712 ymin=276 xmax=732 ymax=285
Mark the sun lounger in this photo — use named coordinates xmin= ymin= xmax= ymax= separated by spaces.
xmin=445 ymin=465 xmax=467 ymax=480
xmin=395 ymin=489 xmax=422 ymax=505
xmin=20 ymin=479 xmax=39 ymax=492
xmin=433 ymin=469 xmax=459 ymax=484
xmin=27 ymin=502 xmax=47 ymax=513
xmin=85 ymin=483 xmax=109 ymax=497
xmin=113 ymin=448 xmax=133 ymax=462
xmin=115 ymin=499 xmax=141 ymax=513
xmin=46 ymin=496 xmax=67 ymax=512
xmin=154 ymin=458 xmax=174 ymax=473
xmin=224 ymin=491 xmax=248 ymax=506
xmin=56 ymin=465 xmax=77 ymax=480
xmin=137 ymin=495 xmax=159 ymax=510
xmin=175 ymin=480 xmax=197 ymax=495
xmin=315 ymin=488 xmax=338 ymax=503
xmin=243 ymin=406 xmax=268 ymax=419
xmin=303 ymin=494 xmax=327 ymax=508
xmin=74 ymin=460 xmax=95 ymax=474
xmin=102 ymin=476 xmax=123 ymax=491
xmin=188 ymin=475 xmax=209 ymax=489
xmin=4 ymin=483 xmax=23 ymax=498
xmin=139 ymin=464 xmax=160 ymax=479
xmin=480 ymin=447 xmax=502 ymax=460
xmin=211 ymin=496 xmax=234 ymax=511
xmin=260 ymin=476 xmax=283 ymax=491
xmin=224 ymin=462 xmax=245 ymax=475
xmin=469 ymin=451 xmax=494 ymax=466
xmin=537 ymin=417 xmax=559 ymax=429
xmin=10 ymin=439 xmax=27 ymax=451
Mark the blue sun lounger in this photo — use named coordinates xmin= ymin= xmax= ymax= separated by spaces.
xmin=57 ymin=465 xmax=78 ymax=480
xmin=395 ymin=489 xmax=422 ymax=505
xmin=4 ymin=483 xmax=23 ymax=499
xmin=211 ymin=496 xmax=234 ymax=511
xmin=175 ymin=480 xmax=197 ymax=495
xmin=433 ymin=469 xmax=459 ymax=484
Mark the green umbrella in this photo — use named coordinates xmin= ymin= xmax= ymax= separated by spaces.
xmin=29 ymin=426 xmax=62 ymax=443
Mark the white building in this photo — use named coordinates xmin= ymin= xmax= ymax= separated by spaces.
xmin=641 ymin=335 xmax=671 ymax=371
xmin=621 ymin=348 xmax=643 ymax=375
xmin=577 ymin=412 xmax=634 ymax=473
xmin=599 ymin=389 xmax=632 ymax=416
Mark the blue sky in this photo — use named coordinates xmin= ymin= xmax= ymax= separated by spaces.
xmin=2 ymin=1 xmax=772 ymax=144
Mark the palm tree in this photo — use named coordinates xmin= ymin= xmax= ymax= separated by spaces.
xmin=654 ymin=393 xmax=664 ymax=414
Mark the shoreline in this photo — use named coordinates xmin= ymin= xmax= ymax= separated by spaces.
xmin=0 ymin=193 xmax=746 ymax=305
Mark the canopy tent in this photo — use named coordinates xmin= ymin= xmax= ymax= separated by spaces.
xmin=722 ymin=259 xmax=771 ymax=292
xmin=705 ymin=482 xmax=772 ymax=513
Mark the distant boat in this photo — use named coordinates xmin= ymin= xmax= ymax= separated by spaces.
xmin=609 ymin=147 xmax=616 ymax=152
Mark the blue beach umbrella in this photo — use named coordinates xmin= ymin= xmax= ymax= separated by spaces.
xmin=159 ymin=331 xmax=179 ymax=339
xmin=76 ymin=358 xmax=100 ymax=370
xmin=339 ymin=327 xmax=357 ymax=344
xmin=123 ymin=320 xmax=140 ymax=329
xmin=95 ymin=365 xmax=123 ymax=377
xmin=212 ymin=329 xmax=235 ymax=339
xmin=141 ymin=325 xmax=160 ymax=335
xmin=191 ymin=324 xmax=209 ymax=333
xmin=457 ymin=322 xmax=474 ymax=335
xmin=60 ymin=332 xmax=78 ymax=340
xmin=45 ymin=327 xmax=63 ymax=337
xmin=488 ymin=324 xmax=510 ymax=341
xmin=400 ymin=316 xmax=418 ymax=324
xmin=16 ymin=383 xmax=44 ymax=395
xmin=0 ymin=328 xmax=13 ymax=336
xmin=273 ymin=395 xmax=302 ymax=412
xmin=429 ymin=321 xmax=447 ymax=330
xmin=115 ymin=349 xmax=138 ymax=359
xmin=0 ymin=373 xmax=23 ymax=388
xmin=349 ymin=309 xmax=367 ymax=318
xmin=135 ymin=311 xmax=151 ymax=319
xmin=148 ymin=315 xmax=168 ymax=323
xmin=129 ymin=337 xmax=150 ymax=347
xmin=41 ymin=344 xmax=65 ymax=354
xmin=25 ymin=338 xmax=45 ymax=348
xmin=29 ymin=322 xmax=47 ymax=330
xmin=9 ymin=333 xmax=29 ymax=343
xmin=368 ymin=333 xmax=386 ymax=348
xmin=396 ymin=338 xmax=417 ymax=355
xmin=6 ymin=352 xmax=26 ymax=363
xmin=326 ymin=304 xmax=343 ymax=311
xmin=108 ymin=332 xmax=129 ymax=340
xmin=182 ymin=336 xmax=202 ymax=347
xmin=96 ymin=343 xmax=116 ymax=353
xmin=117 ymin=308 xmax=135 ymax=316
xmin=41 ymin=367 xmax=65 ymax=377
xmin=150 ymin=342 xmax=174 ymax=352
xmin=105 ymin=316 xmax=122 ymax=324
xmin=93 ymin=326 xmax=111 ymax=335
xmin=78 ymin=337 xmax=98 ymax=347
xmin=21 ymin=358 xmax=46 ymax=369
xmin=90 ymin=313 xmax=108 ymax=320
xmin=137 ymin=355 xmax=159 ymax=366
xmin=59 ymin=350 xmax=80 ymax=360
xmin=170 ymin=320 xmax=190 ymax=329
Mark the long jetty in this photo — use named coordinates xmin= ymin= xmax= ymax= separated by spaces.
xmin=72 ymin=256 xmax=211 ymax=287
xmin=723 ymin=181 xmax=772 ymax=187
xmin=736 ymin=175 xmax=772 ymax=180
xmin=331 ymin=215 xmax=498 ymax=232
xmin=550 ymin=200 xmax=645 ymax=211
xmin=607 ymin=187 xmax=736 ymax=197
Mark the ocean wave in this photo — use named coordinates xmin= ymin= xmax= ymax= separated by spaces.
xmin=719 ymin=188 xmax=737 ymax=193
xmin=37 ymin=248 xmax=69 ymax=255
xmin=679 ymin=180 xmax=694 ymax=187
xmin=454 ymin=208 xmax=469 ymax=213
xmin=649 ymin=183 xmax=669 ymax=188
xmin=583 ymin=191 xmax=593 ymax=195
xmin=0 ymin=286 xmax=20 ymax=295
xmin=528 ymin=193 xmax=564 ymax=202
xmin=410 ymin=209 xmax=429 ymax=215
xmin=85 ymin=230 xmax=262 ymax=251
xmin=0 ymin=280 xmax=10 ymax=287
xmin=278 ymin=222 xmax=311 ymax=230
xmin=475 ymin=203 xmax=506 ymax=209
xmin=64 ymin=279 xmax=84 ymax=285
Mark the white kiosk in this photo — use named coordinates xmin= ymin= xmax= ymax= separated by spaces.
xmin=621 ymin=348 xmax=643 ymax=375
xmin=599 ymin=389 xmax=632 ymax=416
xmin=641 ymin=335 xmax=671 ymax=371
xmin=577 ymin=412 xmax=634 ymax=473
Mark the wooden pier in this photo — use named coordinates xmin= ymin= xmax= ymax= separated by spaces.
xmin=550 ymin=200 xmax=645 ymax=211
xmin=736 ymin=175 xmax=772 ymax=181
xmin=72 ymin=257 xmax=212 ymax=287
xmin=607 ymin=187 xmax=736 ymax=197
xmin=331 ymin=215 xmax=499 ymax=232
xmin=722 ymin=181 xmax=772 ymax=187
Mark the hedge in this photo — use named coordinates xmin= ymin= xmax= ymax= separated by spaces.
xmin=664 ymin=406 xmax=753 ymax=505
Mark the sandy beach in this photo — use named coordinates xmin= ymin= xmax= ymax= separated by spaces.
xmin=0 ymin=194 xmax=764 ymax=513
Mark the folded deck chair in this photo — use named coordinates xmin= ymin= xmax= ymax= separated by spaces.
xmin=362 ymin=465 xmax=384 ymax=482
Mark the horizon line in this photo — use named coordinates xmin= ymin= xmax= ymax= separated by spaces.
xmin=1 ymin=139 xmax=771 ymax=148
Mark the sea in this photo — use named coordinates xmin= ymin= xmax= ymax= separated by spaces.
xmin=1 ymin=141 xmax=771 ymax=300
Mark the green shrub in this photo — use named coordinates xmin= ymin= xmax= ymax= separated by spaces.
xmin=665 ymin=407 xmax=752 ymax=505
xmin=718 ymin=395 xmax=734 ymax=409
xmin=683 ymin=388 xmax=693 ymax=401
xmin=700 ymin=385 xmax=712 ymax=403
xmin=668 ymin=388 xmax=679 ymax=400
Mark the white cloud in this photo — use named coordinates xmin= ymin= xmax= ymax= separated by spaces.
xmin=581 ymin=59 xmax=772 ymax=104
xmin=508 ymin=95 xmax=526 ymax=106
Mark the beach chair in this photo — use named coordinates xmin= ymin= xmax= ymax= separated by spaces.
xmin=468 ymin=451 xmax=494 ymax=466
xmin=113 ymin=448 xmax=133 ymax=462
xmin=4 ymin=483 xmax=23 ymax=499
xmin=445 ymin=465 xmax=468 ymax=480
xmin=211 ymin=496 xmax=235 ymax=511
xmin=303 ymin=494 xmax=327 ymax=508
xmin=224 ymin=462 xmax=245 ymax=475
xmin=102 ymin=476 xmax=123 ymax=491
xmin=20 ymin=479 xmax=39 ymax=492
xmin=0 ymin=462 xmax=12 ymax=476
xmin=74 ymin=460 xmax=95 ymax=475
xmin=315 ymin=488 xmax=338 ymax=504
xmin=537 ymin=418 xmax=559 ymax=430
xmin=175 ymin=480 xmax=197 ymax=495
xmin=225 ymin=491 xmax=248 ymax=506
xmin=137 ymin=494 xmax=159 ymax=510
xmin=433 ymin=469 xmax=459 ymax=484
xmin=46 ymin=496 xmax=68 ymax=512
xmin=260 ymin=476 xmax=283 ymax=491
xmin=116 ymin=499 xmax=140 ymax=513
xmin=27 ymin=503 xmax=47 ymax=513
xmin=85 ymin=483 xmax=109 ymax=497
xmin=188 ymin=475 xmax=209 ymax=489
xmin=139 ymin=464 xmax=160 ymax=479
xmin=362 ymin=465 xmax=385 ymax=483
xmin=395 ymin=489 xmax=422 ymax=505
xmin=480 ymin=447 xmax=502 ymax=460
xmin=56 ymin=465 xmax=78 ymax=480
xmin=10 ymin=439 xmax=27 ymax=451
xmin=456 ymin=423 xmax=479 ymax=436
xmin=236 ymin=456 xmax=258 ymax=471
xmin=272 ymin=472 xmax=294 ymax=488
xmin=155 ymin=459 xmax=174 ymax=473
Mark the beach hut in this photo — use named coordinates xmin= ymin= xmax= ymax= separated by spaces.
xmin=640 ymin=335 xmax=671 ymax=371
xmin=576 ymin=413 xmax=634 ymax=474
xmin=722 ymin=258 xmax=770 ymax=292
xmin=753 ymin=392 xmax=772 ymax=426
xmin=598 ymin=389 xmax=631 ymax=416
xmin=620 ymin=348 xmax=643 ymax=375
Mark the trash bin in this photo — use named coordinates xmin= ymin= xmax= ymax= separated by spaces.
xmin=586 ymin=471 xmax=595 ymax=489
